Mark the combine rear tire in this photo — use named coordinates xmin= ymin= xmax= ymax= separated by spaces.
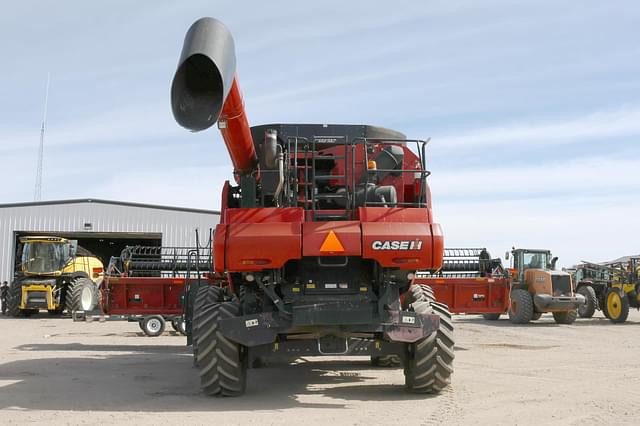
xmin=404 ymin=284 xmax=455 ymax=394
xmin=66 ymin=277 xmax=98 ymax=313
xmin=552 ymin=310 xmax=577 ymax=324
xmin=194 ymin=285 xmax=246 ymax=396
xmin=603 ymin=288 xmax=629 ymax=323
xmin=577 ymin=285 xmax=597 ymax=318
xmin=508 ymin=289 xmax=533 ymax=324
xmin=482 ymin=313 xmax=501 ymax=321
xmin=141 ymin=315 xmax=166 ymax=337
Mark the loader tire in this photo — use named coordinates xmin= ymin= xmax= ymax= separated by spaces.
xmin=66 ymin=277 xmax=98 ymax=313
xmin=577 ymin=285 xmax=597 ymax=318
xmin=7 ymin=280 xmax=23 ymax=317
xmin=508 ymin=289 xmax=533 ymax=324
xmin=552 ymin=310 xmax=577 ymax=324
xmin=482 ymin=313 xmax=501 ymax=321
xmin=603 ymin=288 xmax=629 ymax=323
xmin=194 ymin=285 xmax=246 ymax=396
xmin=404 ymin=284 xmax=454 ymax=394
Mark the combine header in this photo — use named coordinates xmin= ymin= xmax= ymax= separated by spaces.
xmin=170 ymin=17 xmax=453 ymax=396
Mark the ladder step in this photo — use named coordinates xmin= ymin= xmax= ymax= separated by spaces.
xmin=315 ymin=175 xmax=345 ymax=180
xmin=315 ymin=193 xmax=348 ymax=200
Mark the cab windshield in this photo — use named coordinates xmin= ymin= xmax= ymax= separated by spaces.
xmin=522 ymin=252 xmax=549 ymax=270
xmin=21 ymin=242 xmax=71 ymax=273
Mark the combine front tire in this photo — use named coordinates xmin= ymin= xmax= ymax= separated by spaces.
xmin=508 ymin=289 xmax=533 ymax=324
xmin=194 ymin=285 xmax=246 ymax=396
xmin=577 ymin=285 xmax=597 ymax=318
xmin=552 ymin=310 xmax=577 ymax=324
xmin=7 ymin=281 xmax=23 ymax=317
xmin=66 ymin=277 xmax=98 ymax=313
xmin=404 ymin=284 xmax=455 ymax=394
xmin=603 ymin=288 xmax=629 ymax=323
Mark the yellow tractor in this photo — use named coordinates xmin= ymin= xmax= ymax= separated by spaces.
xmin=507 ymin=248 xmax=585 ymax=324
xmin=7 ymin=236 xmax=104 ymax=316
xmin=603 ymin=257 xmax=640 ymax=323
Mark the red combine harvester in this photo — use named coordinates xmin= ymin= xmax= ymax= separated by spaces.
xmin=91 ymin=244 xmax=214 ymax=336
xmin=414 ymin=248 xmax=510 ymax=320
xmin=170 ymin=17 xmax=453 ymax=396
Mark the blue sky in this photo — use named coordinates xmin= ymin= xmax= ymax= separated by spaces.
xmin=1 ymin=1 xmax=638 ymax=266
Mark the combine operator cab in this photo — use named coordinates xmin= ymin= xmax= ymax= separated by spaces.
xmin=507 ymin=248 xmax=584 ymax=324
xmin=170 ymin=17 xmax=452 ymax=396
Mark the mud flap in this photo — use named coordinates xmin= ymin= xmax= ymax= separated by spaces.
xmin=384 ymin=311 xmax=440 ymax=343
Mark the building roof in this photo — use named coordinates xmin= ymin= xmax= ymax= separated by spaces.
xmin=0 ymin=198 xmax=220 ymax=215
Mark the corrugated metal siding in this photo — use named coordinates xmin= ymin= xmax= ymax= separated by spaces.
xmin=0 ymin=201 xmax=219 ymax=283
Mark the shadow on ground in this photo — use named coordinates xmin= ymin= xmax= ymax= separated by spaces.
xmin=0 ymin=343 xmax=429 ymax=411
xmin=454 ymin=315 xmax=638 ymax=327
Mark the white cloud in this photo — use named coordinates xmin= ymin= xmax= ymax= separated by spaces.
xmin=433 ymin=107 xmax=640 ymax=148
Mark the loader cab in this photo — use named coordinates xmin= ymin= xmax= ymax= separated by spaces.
xmin=511 ymin=248 xmax=553 ymax=283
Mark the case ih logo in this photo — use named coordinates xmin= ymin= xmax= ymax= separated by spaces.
xmin=371 ymin=240 xmax=423 ymax=250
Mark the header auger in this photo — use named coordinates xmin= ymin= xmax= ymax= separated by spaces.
xmin=171 ymin=17 xmax=453 ymax=396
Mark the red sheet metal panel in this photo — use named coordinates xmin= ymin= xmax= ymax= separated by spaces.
xmin=302 ymin=221 xmax=362 ymax=257
xmin=414 ymin=277 xmax=509 ymax=314
xmin=223 ymin=207 xmax=304 ymax=271
xmin=101 ymin=277 xmax=186 ymax=315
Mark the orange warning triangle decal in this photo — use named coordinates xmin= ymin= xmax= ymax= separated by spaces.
xmin=320 ymin=230 xmax=345 ymax=252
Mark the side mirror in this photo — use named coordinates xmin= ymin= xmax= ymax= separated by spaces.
xmin=505 ymin=251 xmax=510 ymax=260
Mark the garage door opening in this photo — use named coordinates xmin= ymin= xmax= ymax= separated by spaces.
xmin=13 ymin=232 xmax=162 ymax=275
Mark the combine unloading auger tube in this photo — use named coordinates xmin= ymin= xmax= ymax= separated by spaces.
xmin=171 ymin=17 xmax=257 ymax=175
xmin=171 ymin=17 xmax=453 ymax=397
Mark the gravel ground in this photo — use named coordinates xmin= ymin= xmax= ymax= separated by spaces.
xmin=1 ymin=311 xmax=639 ymax=425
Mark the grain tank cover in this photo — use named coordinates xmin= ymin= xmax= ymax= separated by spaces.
xmin=171 ymin=17 xmax=237 ymax=131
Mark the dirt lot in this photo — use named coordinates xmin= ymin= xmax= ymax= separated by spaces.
xmin=1 ymin=312 xmax=639 ymax=425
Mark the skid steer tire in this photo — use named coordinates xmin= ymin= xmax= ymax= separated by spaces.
xmin=482 ymin=313 xmax=501 ymax=321
xmin=552 ymin=310 xmax=577 ymax=324
xmin=508 ymin=289 xmax=533 ymax=324
xmin=577 ymin=285 xmax=597 ymax=318
xmin=194 ymin=285 xmax=246 ymax=396
xmin=66 ymin=277 xmax=98 ymax=313
xmin=142 ymin=315 xmax=166 ymax=337
xmin=404 ymin=284 xmax=455 ymax=394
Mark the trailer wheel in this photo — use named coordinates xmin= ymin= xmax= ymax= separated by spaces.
xmin=508 ymin=289 xmax=533 ymax=324
xmin=66 ymin=277 xmax=98 ymax=313
xmin=482 ymin=313 xmax=501 ymax=321
xmin=404 ymin=285 xmax=455 ymax=394
xmin=552 ymin=310 xmax=577 ymax=324
xmin=603 ymin=288 xmax=629 ymax=323
xmin=577 ymin=285 xmax=597 ymax=318
xmin=531 ymin=312 xmax=542 ymax=320
xmin=171 ymin=317 xmax=187 ymax=335
xmin=142 ymin=315 xmax=166 ymax=337
xmin=194 ymin=285 xmax=246 ymax=396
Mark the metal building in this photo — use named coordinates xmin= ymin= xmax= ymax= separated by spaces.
xmin=0 ymin=198 xmax=220 ymax=283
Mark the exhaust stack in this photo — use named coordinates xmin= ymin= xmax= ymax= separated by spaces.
xmin=171 ymin=17 xmax=257 ymax=175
